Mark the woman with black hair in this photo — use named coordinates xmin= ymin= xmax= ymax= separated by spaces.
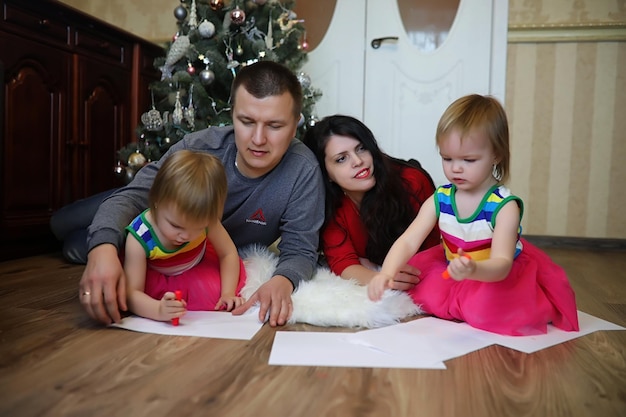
xmin=303 ymin=115 xmax=440 ymax=288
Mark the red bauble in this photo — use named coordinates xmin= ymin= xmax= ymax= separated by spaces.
xmin=230 ymin=7 xmax=246 ymax=25
xmin=209 ymin=0 xmax=224 ymax=11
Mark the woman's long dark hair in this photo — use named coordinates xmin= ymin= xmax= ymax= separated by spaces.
xmin=303 ymin=115 xmax=433 ymax=264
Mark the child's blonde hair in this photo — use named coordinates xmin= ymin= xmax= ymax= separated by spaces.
xmin=149 ymin=150 xmax=227 ymax=224
xmin=436 ymin=94 xmax=510 ymax=183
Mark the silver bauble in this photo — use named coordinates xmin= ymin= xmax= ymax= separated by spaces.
xmin=174 ymin=5 xmax=188 ymax=21
xmin=198 ymin=20 xmax=216 ymax=38
xmin=200 ymin=69 xmax=215 ymax=85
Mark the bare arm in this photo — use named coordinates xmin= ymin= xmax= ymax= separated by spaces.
xmin=209 ymin=222 xmax=244 ymax=311
xmin=368 ymin=195 xmax=438 ymax=300
xmin=124 ymin=236 xmax=186 ymax=321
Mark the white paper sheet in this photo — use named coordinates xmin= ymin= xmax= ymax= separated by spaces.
xmin=268 ymin=310 xmax=624 ymax=369
xmin=346 ymin=317 xmax=492 ymax=363
xmin=459 ymin=310 xmax=626 ymax=354
xmin=349 ymin=310 xmax=625 ymax=357
xmin=110 ymin=308 xmax=265 ymax=340
xmin=268 ymin=331 xmax=447 ymax=369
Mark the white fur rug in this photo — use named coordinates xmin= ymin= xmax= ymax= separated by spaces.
xmin=239 ymin=245 xmax=422 ymax=328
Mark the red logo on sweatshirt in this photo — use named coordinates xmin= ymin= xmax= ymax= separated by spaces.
xmin=246 ymin=208 xmax=266 ymax=225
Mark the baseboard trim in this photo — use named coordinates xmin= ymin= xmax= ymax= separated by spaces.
xmin=524 ymin=235 xmax=626 ymax=251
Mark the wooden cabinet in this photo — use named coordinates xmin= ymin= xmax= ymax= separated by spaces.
xmin=0 ymin=0 xmax=162 ymax=261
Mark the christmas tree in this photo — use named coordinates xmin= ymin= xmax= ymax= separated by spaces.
xmin=116 ymin=0 xmax=321 ymax=182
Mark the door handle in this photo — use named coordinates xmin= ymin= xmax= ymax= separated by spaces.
xmin=371 ymin=36 xmax=399 ymax=49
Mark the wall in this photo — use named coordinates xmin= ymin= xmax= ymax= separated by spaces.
xmin=57 ymin=0 xmax=626 ymax=239
xmin=507 ymin=0 xmax=625 ymax=238
xmin=58 ymin=0 xmax=176 ymax=42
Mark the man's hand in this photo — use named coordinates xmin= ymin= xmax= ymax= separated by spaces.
xmin=79 ymin=244 xmax=127 ymax=325
xmin=389 ymin=264 xmax=421 ymax=291
xmin=232 ymin=275 xmax=294 ymax=327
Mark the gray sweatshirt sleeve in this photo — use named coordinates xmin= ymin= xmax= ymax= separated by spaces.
xmin=273 ymin=144 xmax=325 ymax=288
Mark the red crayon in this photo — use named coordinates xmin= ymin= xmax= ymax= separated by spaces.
xmin=442 ymin=254 xmax=472 ymax=279
xmin=172 ymin=290 xmax=182 ymax=326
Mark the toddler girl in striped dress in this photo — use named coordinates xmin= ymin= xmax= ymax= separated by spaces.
xmin=368 ymin=95 xmax=579 ymax=336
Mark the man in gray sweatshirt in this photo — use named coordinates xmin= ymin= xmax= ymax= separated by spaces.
xmin=78 ymin=61 xmax=325 ymax=327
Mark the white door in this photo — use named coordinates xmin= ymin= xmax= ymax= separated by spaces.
xmin=303 ymin=0 xmax=508 ymax=186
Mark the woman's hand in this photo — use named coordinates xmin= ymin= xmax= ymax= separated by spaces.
xmin=389 ymin=264 xmax=421 ymax=291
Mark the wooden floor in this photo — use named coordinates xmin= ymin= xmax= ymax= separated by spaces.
xmin=0 ymin=246 xmax=624 ymax=417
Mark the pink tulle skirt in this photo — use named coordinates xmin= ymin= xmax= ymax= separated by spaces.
xmin=144 ymin=244 xmax=247 ymax=311
xmin=407 ymin=239 xmax=579 ymax=336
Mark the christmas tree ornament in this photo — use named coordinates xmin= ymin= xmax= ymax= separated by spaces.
xmin=172 ymin=91 xmax=184 ymax=125
xmin=299 ymin=31 xmax=309 ymax=51
xmin=230 ymin=7 xmax=246 ymax=25
xmin=124 ymin=166 xmax=135 ymax=184
xmin=174 ymin=5 xmax=188 ymax=21
xmin=141 ymin=90 xmax=163 ymax=131
xmin=265 ymin=14 xmax=274 ymax=49
xmin=141 ymin=108 xmax=164 ymax=131
xmin=128 ymin=150 xmax=147 ymax=169
xmin=159 ymin=35 xmax=190 ymax=80
xmin=235 ymin=42 xmax=244 ymax=56
xmin=141 ymin=90 xmax=164 ymax=131
xmin=184 ymin=84 xmax=195 ymax=130
xmin=187 ymin=62 xmax=196 ymax=75
xmin=200 ymin=68 xmax=215 ymax=85
xmin=198 ymin=20 xmax=215 ymax=38
xmin=297 ymin=71 xmax=311 ymax=89
xmin=113 ymin=161 xmax=124 ymax=178
xmin=188 ymin=0 xmax=198 ymax=29
xmin=209 ymin=0 xmax=224 ymax=11
xmin=224 ymin=40 xmax=240 ymax=76
xmin=278 ymin=11 xmax=301 ymax=31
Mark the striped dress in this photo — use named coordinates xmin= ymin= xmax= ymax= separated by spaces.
xmin=126 ymin=210 xmax=207 ymax=276
xmin=125 ymin=210 xmax=246 ymax=310
xmin=407 ymin=184 xmax=579 ymax=336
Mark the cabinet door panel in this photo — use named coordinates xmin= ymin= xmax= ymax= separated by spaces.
xmin=75 ymin=58 xmax=131 ymax=199
xmin=0 ymin=32 xmax=69 ymax=230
